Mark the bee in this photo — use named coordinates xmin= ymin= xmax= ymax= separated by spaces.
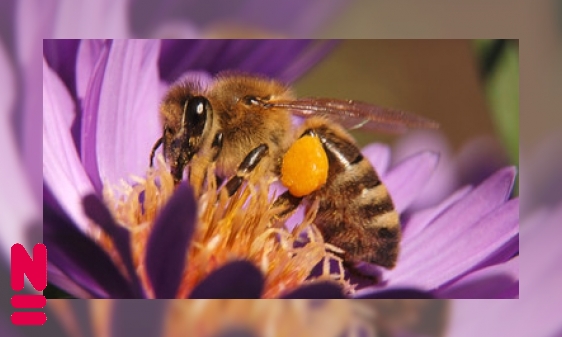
xmin=150 ymin=72 xmax=438 ymax=270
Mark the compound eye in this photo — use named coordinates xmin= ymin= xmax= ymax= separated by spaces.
xmin=185 ymin=96 xmax=209 ymax=127
xmin=183 ymin=96 xmax=212 ymax=141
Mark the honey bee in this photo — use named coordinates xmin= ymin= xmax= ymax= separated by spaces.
xmin=150 ymin=72 xmax=437 ymax=270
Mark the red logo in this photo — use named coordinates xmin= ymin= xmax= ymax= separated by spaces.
xmin=11 ymin=243 xmax=47 ymax=325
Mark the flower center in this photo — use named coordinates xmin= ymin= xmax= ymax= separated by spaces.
xmin=90 ymin=156 xmax=353 ymax=298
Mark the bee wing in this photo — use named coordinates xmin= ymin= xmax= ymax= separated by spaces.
xmin=273 ymin=97 xmax=439 ymax=133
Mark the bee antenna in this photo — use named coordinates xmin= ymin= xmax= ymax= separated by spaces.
xmin=150 ymin=137 xmax=163 ymax=167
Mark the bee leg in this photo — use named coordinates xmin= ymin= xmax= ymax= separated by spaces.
xmin=224 ymin=144 xmax=269 ymax=196
xmin=271 ymin=191 xmax=303 ymax=220
xmin=210 ymin=132 xmax=225 ymax=188
xmin=210 ymin=132 xmax=224 ymax=162
xmin=187 ymin=132 xmax=224 ymax=194
xmin=149 ymin=136 xmax=163 ymax=167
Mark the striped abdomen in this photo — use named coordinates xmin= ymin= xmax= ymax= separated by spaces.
xmin=302 ymin=118 xmax=400 ymax=269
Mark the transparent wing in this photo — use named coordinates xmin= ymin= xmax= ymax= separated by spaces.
xmin=272 ymin=97 xmax=439 ymax=133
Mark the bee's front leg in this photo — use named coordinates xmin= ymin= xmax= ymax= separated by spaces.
xmin=224 ymin=143 xmax=269 ymax=196
xmin=271 ymin=191 xmax=303 ymax=220
xmin=188 ymin=132 xmax=224 ymax=196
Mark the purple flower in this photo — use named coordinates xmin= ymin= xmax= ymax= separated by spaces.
xmin=43 ymin=39 xmax=518 ymax=299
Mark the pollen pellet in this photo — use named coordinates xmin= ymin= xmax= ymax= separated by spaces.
xmin=281 ymin=135 xmax=329 ymax=197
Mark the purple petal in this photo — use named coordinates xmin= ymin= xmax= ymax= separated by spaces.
xmin=281 ymin=282 xmax=346 ymax=299
xmin=0 ymin=41 xmax=42 ymax=254
xmin=383 ymin=168 xmax=518 ymax=290
xmin=278 ymin=40 xmax=339 ymax=83
xmin=145 ymin=182 xmax=196 ymax=298
xmin=72 ymin=40 xmax=105 ymax=156
xmin=158 ymin=40 xmax=334 ymax=84
xmin=91 ymin=40 xmax=161 ymax=187
xmin=158 ymin=40 xmax=219 ymax=83
xmin=362 ymin=143 xmax=391 ymax=176
xmin=76 ymin=39 xmax=106 ymax=100
xmin=221 ymin=40 xmax=314 ymax=77
xmin=386 ymin=197 xmax=518 ymax=291
xmin=43 ymin=58 xmax=95 ymax=231
xmin=392 ymin=130 xmax=458 ymax=212
xmin=384 ymin=151 xmax=440 ymax=213
xmin=48 ymin=264 xmax=93 ymax=298
xmin=44 ymin=202 xmax=135 ymax=298
xmin=474 ymin=233 xmax=518 ymax=270
xmin=436 ymin=257 xmax=518 ymax=299
xmin=188 ymin=260 xmax=264 ymax=299
xmin=79 ymin=41 xmax=110 ymax=192
xmin=82 ymin=194 xmax=144 ymax=297
xmin=391 ymin=167 xmax=516 ymax=268
xmin=43 ymin=39 xmax=80 ymax=99
xmin=401 ymin=186 xmax=473 ymax=241
xmin=354 ymin=288 xmax=434 ymax=299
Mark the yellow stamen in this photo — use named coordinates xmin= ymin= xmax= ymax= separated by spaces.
xmin=89 ymin=155 xmax=353 ymax=298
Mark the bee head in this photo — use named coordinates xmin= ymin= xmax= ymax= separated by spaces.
xmin=161 ymin=95 xmax=214 ymax=182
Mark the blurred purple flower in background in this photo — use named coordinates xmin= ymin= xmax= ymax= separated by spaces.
xmin=398 ymin=201 xmax=562 ymax=337
xmin=434 ymin=135 xmax=562 ymax=337
xmin=446 ymin=205 xmax=562 ymax=337
xmin=128 ymin=0 xmax=350 ymax=38
xmin=2 ymin=0 xmax=560 ymax=335
xmin=0 ymin=30 xmax=39 ymax=257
